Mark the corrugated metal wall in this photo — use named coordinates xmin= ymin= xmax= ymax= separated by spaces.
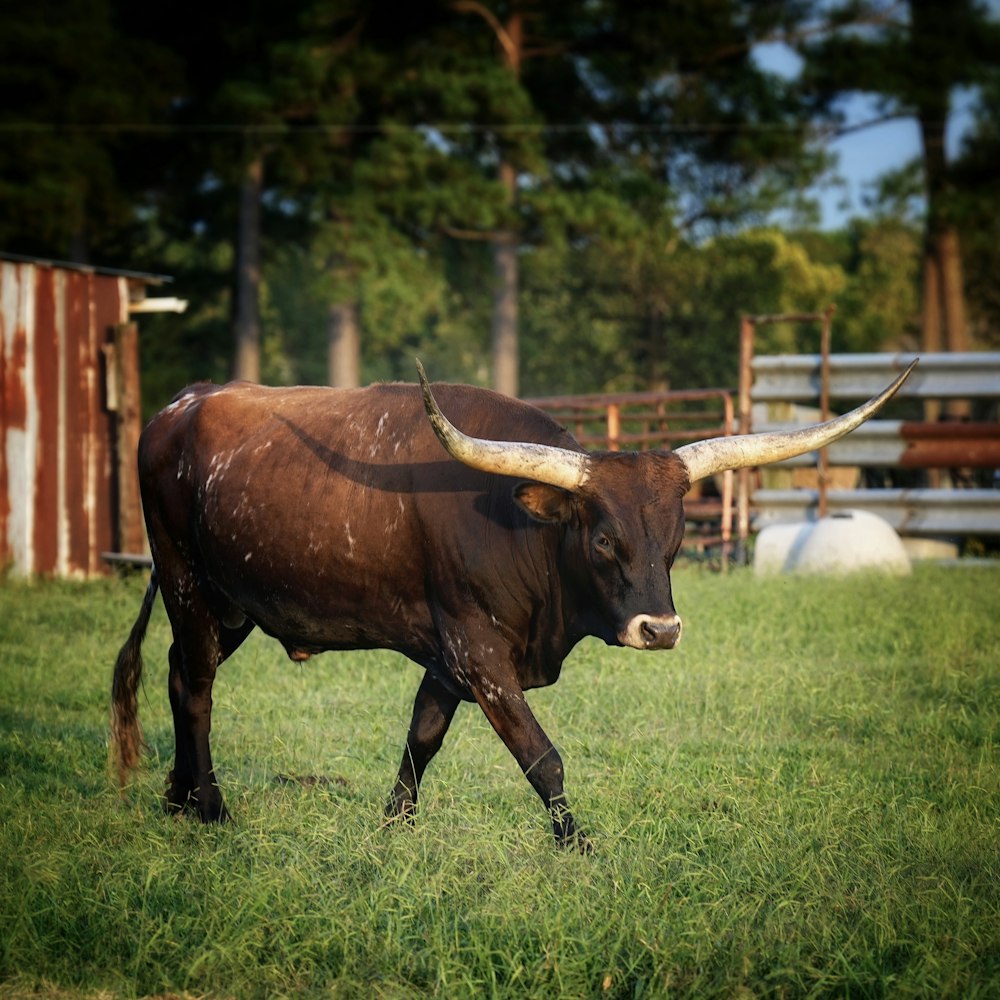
xmin=0 ymin=259 xmax=132 ymax=577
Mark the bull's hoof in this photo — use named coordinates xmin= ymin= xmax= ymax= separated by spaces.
xmin=383 ymin=793 xmax=417 ymax=826
xmin=550 ymin=803 xmax=591 ymax=853
xmin=557 ymin=828 xmax=594 ymax=854
xmin=199 ymin=801 xmax=232 ymax=823
xmin=552 ymin=810 xmax=592 ymax=853
xmin=163 ymin=772 xmax=230 ymax=823
xmin=384 ymin=781 xmax=419 ymax=822
xmin=164 ymin=770 xmax=193 ymax=815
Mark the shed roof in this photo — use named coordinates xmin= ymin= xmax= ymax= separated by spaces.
xmin=0 ymin=250 xmax=172 ymax=285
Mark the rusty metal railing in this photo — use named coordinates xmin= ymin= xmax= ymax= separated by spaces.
xmin=528 ymin=388 xmax=736 ymax=568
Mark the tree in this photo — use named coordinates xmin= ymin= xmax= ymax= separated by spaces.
xmin=150 ymin=2 xmax=344 ymax=383
xmin=799 ymin=0 xmax=1000 ymax=380
xmin=521 ymin=223 xmax=850 ymax=395
xmin=7 ymin=0 xmax=978 ymax=410
xmin=0 ymin=0 xmax=178 ymax=261
xmin=389 ymin=1 xmax=565 ymax=397
xmin=580 ymin=0 xmax=823 ymax=234
xmin=285 ymin=1 xmax=494 ymax=388
xmin=951 ymin=77 xmax=1000 ymax=351
xmin=446 ymin=2 xmax=524 ymax=397
xmin=392 ymin=1 xmax=827 ymax=395
xmin=795 ymin=218 xmax=922 ymax=354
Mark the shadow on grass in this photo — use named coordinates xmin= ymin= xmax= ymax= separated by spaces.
xmin=0 ymin=708 xmax=112 ymax=799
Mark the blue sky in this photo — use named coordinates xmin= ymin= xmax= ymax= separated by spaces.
xmin=752 ymin=0 xmax=996 ymax=230
xmin=808 ymin=86 xmax=980 ymax=228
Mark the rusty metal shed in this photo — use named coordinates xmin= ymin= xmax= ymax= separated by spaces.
xmin=0 ymin=252 xmax=172 ymax=577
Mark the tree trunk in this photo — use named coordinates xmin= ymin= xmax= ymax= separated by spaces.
xmin=936 ymin=225 xmax=969 ymax=355
xmin=234 ymin=154 xmax=263 ymax=383
xmin=918 ymin=110 xmax=970 ymax=356
xmin=920 ymin=246 xmax=942 ymax=423
xmin=938 ymin=226 xmax=971 ymax=418
xmin=920 ymin=103 xmax=969 ymax=419
xmin=453 ymin=4 xmax=524 ymax=396
xmin=919 ymin=107 xmax=970 ymax=417
xmin=491 ymin=11 xmax=522 ymax=398
xmin=328 ymin=300 xmax=360 ymax=388
xmin=492 ymin=172 xmax=519 ymax=398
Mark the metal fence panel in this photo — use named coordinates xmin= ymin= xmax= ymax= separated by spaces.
xmin=753 ymin=488 xmax=1000 ymax=536
xmin=752 ymin=352 xmax=1000 ymax=402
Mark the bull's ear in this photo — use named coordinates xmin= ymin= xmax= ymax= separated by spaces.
xmin=514 ymin=482 xmax=574 ymax=523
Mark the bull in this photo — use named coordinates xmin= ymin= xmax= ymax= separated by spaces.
xmin=112 ymin=360 xmax=915 ymax=849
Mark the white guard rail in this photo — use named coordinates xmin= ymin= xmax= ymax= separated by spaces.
xmin=750 ymin=352 xmax=1000 ymax=537
xmin=752 ymin=352 xmax=1000 ymax=401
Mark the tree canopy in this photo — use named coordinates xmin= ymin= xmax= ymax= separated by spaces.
xmin=0 ymin=0 xmax=995 ymax=415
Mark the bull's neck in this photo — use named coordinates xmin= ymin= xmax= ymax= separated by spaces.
xmin=542 ymin=522 xmax=605 ymax=661
xmin=493 ymin=520 xmax=579 ymax=687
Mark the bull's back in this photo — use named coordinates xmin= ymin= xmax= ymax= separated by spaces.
xmin=141 ymin=379 xmax=580 ymax=490
xmin=138 ymin=380 xmax=577 ymax=655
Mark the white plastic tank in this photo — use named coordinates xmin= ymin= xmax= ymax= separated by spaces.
xmin=754 ymin=509 xmax=911 ymax=576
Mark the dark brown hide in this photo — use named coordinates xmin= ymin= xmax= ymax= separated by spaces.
xmin=113 ymin=380 xmax=691 ymax=848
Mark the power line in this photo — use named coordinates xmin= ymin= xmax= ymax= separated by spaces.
xmin=0 ymin=120 xmax=827 ymax=135
xmin=0 ymin=116 xmax=943 ymax=144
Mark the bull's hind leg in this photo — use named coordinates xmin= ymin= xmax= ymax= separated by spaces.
xmin=386 ymin=672 xmax=460 ymax=822
xmin=162 ymin=582 xmax=254 ymax=822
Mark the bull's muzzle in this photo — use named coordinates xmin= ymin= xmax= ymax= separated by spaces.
xmin=621 ymin=614 xmax=683 ymax=650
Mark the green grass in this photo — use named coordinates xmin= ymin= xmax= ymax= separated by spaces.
xmin=1 ymin=565 xmax=998 ymax=998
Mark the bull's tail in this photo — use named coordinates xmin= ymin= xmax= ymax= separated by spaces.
xmin=110 ymin=568 xmax=159 ymax=789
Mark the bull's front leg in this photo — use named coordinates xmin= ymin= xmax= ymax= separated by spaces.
xmin=472 ymin=679 xmax=591 ymax=853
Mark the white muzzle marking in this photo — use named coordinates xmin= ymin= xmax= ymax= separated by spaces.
xmin=620 ymin=614 xmax=683 ymax=650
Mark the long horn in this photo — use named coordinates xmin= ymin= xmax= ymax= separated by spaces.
xmin=675 ymin=359 xmax=918 ymax=484
xmin=417 ymin=360 xmax=591 ymax=490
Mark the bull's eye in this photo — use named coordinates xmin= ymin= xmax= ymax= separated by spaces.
xmin=594 ymin=533 xmax=613 ymax=556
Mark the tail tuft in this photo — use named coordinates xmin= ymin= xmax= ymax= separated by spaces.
xmin=110 ymin=570 xmax=159 ymax=789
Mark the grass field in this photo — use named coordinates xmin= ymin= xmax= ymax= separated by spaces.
xmin=1 ymin=564 xmax=998 ymax=999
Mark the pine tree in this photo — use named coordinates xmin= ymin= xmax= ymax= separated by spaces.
xmin=799 ymin=0 xmax=1000 ymax=382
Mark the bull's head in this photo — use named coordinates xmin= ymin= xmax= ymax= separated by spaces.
xmin=416 ymin=359 xmax=916 ymax=652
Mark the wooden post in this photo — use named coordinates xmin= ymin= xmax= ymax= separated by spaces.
xmin=234 ymin=154 xmax=263 ymax=383
xmin=328 ymin=301 xmax=360 ymax=388
xmin=720 ymin=391 xmax=735 ymax=574
xmin=607 ymin=403 xmax=621 ymax=450
xmin=110 ymin=323 xmax=146 ymax=555
xmin=818 ymin=305 xmax=835 ymax=519
xmin=736 ymin=315 xmax=754 ymax=563
xmin=491 ymin=10 xmax=523 ymax=398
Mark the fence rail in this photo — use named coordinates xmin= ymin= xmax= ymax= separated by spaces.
xmin=756 ymin=420 xmax=1000 ymax=469
xmin=528 ymin=388 xmax=737 ymax=564
xmin=749 ymin=350 xmax=1000 ymax=539
xmin=752 ymin=352 xmax=1000 ymax=401
xmin=525 ymin=349 xmax=1000 ymax=562
xmin=753 ymin=489 xmax=1000 ymax=537
xmin=528 ymin=388 xmax=734 ymax=450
